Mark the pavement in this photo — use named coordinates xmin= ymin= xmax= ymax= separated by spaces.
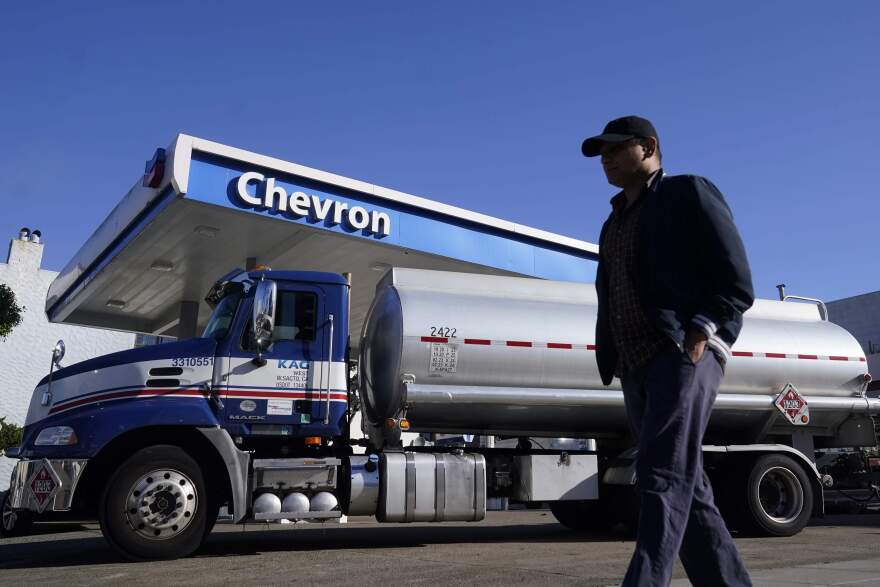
xmin=688 ymin=559 xmax=880 ymax=587
xmin=1 ymin=511 xmax=879 ymax=586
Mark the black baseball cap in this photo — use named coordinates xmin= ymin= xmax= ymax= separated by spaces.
xmin=581 ymin=115 xmax=659 ymax=157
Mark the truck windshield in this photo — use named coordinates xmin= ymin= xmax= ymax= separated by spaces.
xmin=202 ymin=287 xmax=243 ymax=340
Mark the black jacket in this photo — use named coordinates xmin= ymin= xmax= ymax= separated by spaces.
xmin=595 ymin=172 xmax=754 ymax=385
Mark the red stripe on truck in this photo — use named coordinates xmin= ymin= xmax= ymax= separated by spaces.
xmin=412 ymin=336 xmax=863 ymax=363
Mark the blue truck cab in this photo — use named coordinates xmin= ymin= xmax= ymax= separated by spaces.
xmin=3 ymin=268 xmax=357 ymax=558
xmin=205 ymin=268 xmax=350 ymax=440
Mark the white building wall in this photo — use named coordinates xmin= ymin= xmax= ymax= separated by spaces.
xmin=0 ymin=231 xmax=134 ymax=490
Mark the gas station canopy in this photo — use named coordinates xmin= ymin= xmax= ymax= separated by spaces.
xmin=46 ymin=134 xmax=598 ymax=340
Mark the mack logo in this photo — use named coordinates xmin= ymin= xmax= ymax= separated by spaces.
xmin=277 ymin=360 xmax=310 ymax=369
xmin=236 ymin=172 xmax=391 ymax=236
xmin=229 ymin=414 xmax=266 ymax=421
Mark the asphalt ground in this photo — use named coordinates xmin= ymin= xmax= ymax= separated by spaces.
xmin=1 ymin=511 xmax=880 ymax=586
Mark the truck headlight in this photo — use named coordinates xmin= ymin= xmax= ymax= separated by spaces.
xmin=34 ymin=426 xmax=78 ymax=446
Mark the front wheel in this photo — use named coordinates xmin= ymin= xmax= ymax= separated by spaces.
xmin=739 ymin=454 xmax=813 ymax=537
xmin=99 ymin=445 xmax=208 ymax=560
xmin=0 ymin=490 xmax=34 ymax=537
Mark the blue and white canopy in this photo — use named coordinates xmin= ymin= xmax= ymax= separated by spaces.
xmin=46 ymin=134 xmax=598 ymax=339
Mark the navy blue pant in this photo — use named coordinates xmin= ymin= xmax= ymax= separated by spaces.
xmin=620 ymin=347 xmax=752 ymax=587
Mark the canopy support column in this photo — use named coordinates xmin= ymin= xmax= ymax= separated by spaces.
xmin=178 ymin=300 xmax=200 ymax=339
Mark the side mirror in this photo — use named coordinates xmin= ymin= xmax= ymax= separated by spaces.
xmin=52 ymin=340 xmax=66 ymax=367
xmin=251 ymin=279 xmax=277 ymax=358
xmin=42 ymin=340 xmax=66 ymax=406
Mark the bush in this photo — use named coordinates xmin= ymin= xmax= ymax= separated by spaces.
xmin=0 ymin=284 xmax=24 ymax=339
xmin=0 ymin=417 xmax=23 ymax=451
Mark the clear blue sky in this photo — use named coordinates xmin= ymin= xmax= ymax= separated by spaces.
xmin=1 ymin=1 xmax=877 ymax=302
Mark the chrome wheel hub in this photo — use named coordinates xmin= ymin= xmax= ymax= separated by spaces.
xmin=125 ymin=469 xmax=197 ymax=540
xmin=758 ymin=466 xmax=804 ymax=524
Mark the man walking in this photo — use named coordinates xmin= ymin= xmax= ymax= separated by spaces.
xmin=583 ymin=116 xmax=754 ymax=586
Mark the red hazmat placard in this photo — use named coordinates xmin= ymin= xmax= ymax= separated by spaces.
xmin=775 ymin=383 xmax=810 ymax=425
xmin=28 ymin=462 xmax=59 ymax=513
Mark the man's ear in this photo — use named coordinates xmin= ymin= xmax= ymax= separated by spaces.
xmin=642 ymin=136 xmax=658 ymax=160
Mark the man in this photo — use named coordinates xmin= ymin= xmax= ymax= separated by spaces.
xmin=583 ymin=116 xmax=754 ymax=587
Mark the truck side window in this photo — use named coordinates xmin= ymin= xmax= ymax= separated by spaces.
xmin=273 ymin=291 xmax=317 ymax=342
xmin=242 ymin=290 xmax=318 ymax=350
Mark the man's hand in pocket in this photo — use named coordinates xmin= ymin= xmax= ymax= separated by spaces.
xmin=685 ymin=328 xmax=708 ymax=363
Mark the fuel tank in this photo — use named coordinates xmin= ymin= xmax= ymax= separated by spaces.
xmin=359 ymin=269 xmax=874 ymax=440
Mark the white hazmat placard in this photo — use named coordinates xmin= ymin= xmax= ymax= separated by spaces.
xmin=429 ymin=343 xmax=458 ymax=373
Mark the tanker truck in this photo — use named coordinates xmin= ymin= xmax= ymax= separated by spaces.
xmin=2 ymin=267 xmax=877 ymax=560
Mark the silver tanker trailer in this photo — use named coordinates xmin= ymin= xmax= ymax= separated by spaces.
xmin=359 ymin=268 xmax=879 ymax=536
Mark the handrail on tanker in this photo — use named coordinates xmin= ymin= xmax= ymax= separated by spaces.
xmin=782 ymin=295 xmax=829 ymax=321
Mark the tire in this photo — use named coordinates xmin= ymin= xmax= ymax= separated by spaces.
xmin=550 ymin=500 xmax=614 ymax=531
xmin=203 ymin=500 xmax=221 ymax=538
xmin=739 ymin=454 xmax=813 ymax=537
xmin=611 ymin=485 xmax=640 ymax=532
xmin=550 ymin=485 xmax=640 ymax=534
xmin=0 ymin=490 xmax=34 ymax=538
xmin=98 ymin=445 xmax=208 ymax=560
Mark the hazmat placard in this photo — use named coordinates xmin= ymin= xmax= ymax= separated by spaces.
xmin=28 ymin=461 xmax=60 ymax=513
xmin=775 ymin=383 xmax=810 ymax=425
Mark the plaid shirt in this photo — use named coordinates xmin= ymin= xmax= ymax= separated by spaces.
xmin=603 ymin=172 xmax=670 ymax=375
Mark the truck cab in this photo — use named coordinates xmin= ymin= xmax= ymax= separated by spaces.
xmin=5 ymin=269 xmax=365 ymax=559
xmin=13 ymin=268 xmax=352 ymax=455
xmin=205 ymin=268 xmax=351 ymax=445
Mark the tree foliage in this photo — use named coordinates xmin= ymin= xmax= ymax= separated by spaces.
xmin=0 ymin=283 xmax=23 ymax=339
xmin=0 ymin=417 xmax=23 ymax=451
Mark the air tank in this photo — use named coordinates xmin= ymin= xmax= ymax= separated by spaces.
xmin=253 ymin=492 xmax=282 ymax=515
xmin=359 ymin=269 xmax=874 ymax=441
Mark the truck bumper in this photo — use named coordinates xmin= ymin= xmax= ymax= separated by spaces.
xmin=8 ymin=458 xmax=89 ymax=513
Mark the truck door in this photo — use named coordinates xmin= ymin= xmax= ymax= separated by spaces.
xmin=221 ymin=283 xmax=344 ymax=436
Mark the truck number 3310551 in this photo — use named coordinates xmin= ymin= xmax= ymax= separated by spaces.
xmin=170 ymin=357 xmax=214 ymax=367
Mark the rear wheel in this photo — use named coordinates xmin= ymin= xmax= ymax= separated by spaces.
xmin=550 ymin=499 xmax=614 ymax=531
xmin=0 ymin=490 xmax=34 ymax=537
xmin=739 ymin=454 xmax=813 ymax=537
xmin=550 ymin=486 xmax=638 ymax=533
xmin=99 ymin=445 xmax=208 ymax=560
